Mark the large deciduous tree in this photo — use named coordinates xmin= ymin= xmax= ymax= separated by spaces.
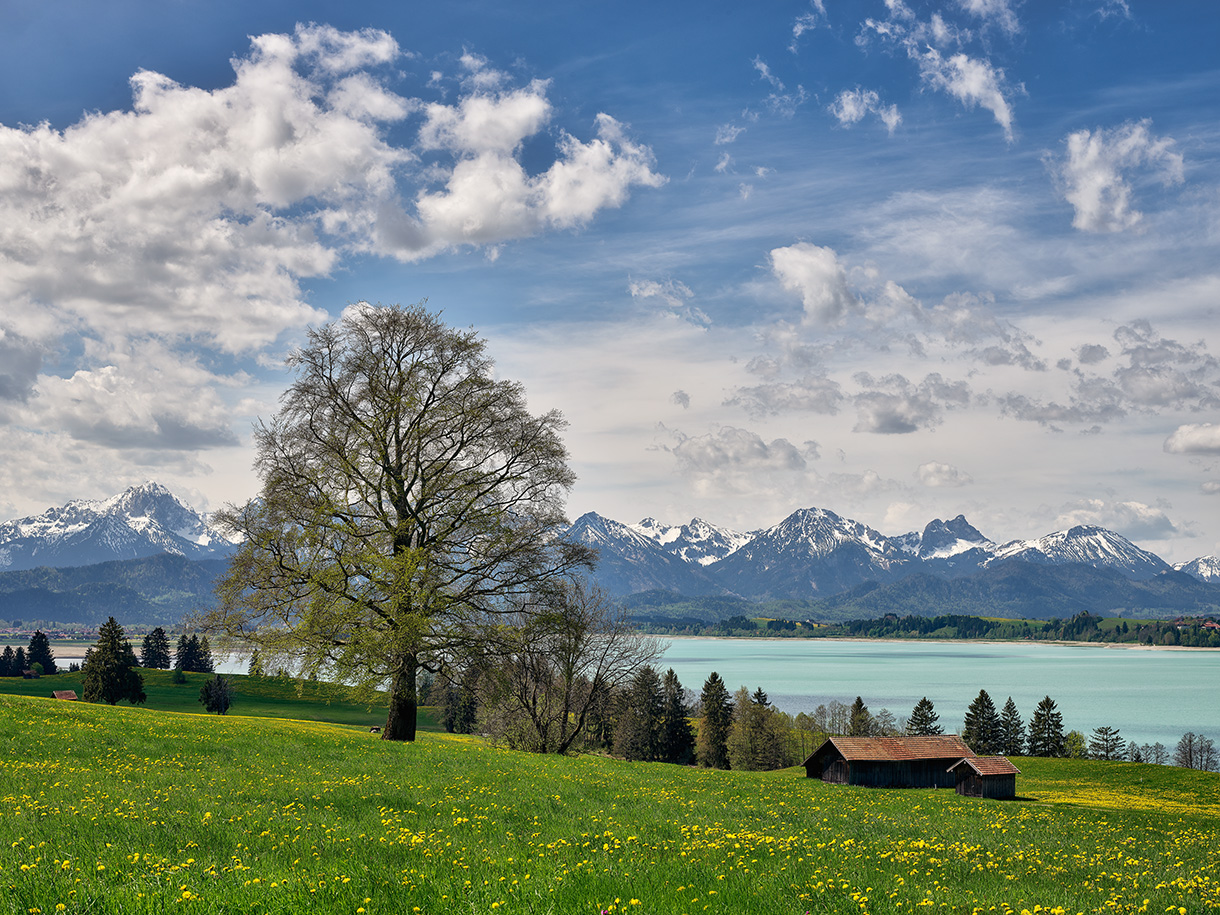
xmin=200 ymin=303 xmax=592 ymax=741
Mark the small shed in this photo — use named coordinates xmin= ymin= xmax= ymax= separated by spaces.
xmin=52 ymin=690 xmax=78 ymax=701
xmin=948 ymin=756 xmax=1020 ymax=799
xmin=803 ymin=735 xmax=976 ymax=789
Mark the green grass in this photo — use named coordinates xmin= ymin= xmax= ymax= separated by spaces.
xmin=2 ymin=695 xmax=1218 ymax=915
xmin=0 ymin=669 xmax=445 ymax=731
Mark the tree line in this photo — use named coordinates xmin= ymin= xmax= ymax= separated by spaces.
xmin=0 ymin=630 xmax=58 ymax=677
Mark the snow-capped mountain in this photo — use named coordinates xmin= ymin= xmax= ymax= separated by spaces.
xmin=0 ymin=482 xmax=234 ymax=572
xmin=988 ymin=525 xmax=1171 ymax=581
xmin=566 ymin=512 xmax=725 ymax=596
xmin=630 ymin=517 xmax=752 ymax=566
xmin=1175 ymin=556 xmax=1220 ymax=584
xmin=707 ymin=507 xmax=914 ymax=599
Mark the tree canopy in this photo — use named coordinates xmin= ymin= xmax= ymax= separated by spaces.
xmin=200 ymin=303 xmax=592 ymax=740
xmin=81 ymin=617 xmax=146 ymax=706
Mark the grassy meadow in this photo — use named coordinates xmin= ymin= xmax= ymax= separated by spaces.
xmin=2 ymin=695 xmax=1218 ymax=915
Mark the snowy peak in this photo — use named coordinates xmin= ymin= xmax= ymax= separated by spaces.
xmin=631 ymin=516 xmax=751 ymax=566
xmin=1175 ymin=556 xmax=1220 ymax=584
xmin=911 ymin=514 xmax=994 ymax=560
xmin=0 ymin=482 xmax=233 ymax=571
xmin=755 ymin=506 xmax=899 ymax=561
xmin=990 ymin=525 xmax=1171 ymax=581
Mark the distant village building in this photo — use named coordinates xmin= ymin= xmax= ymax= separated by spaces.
xmin=948 ymin=756 xmax=1020 ymax=799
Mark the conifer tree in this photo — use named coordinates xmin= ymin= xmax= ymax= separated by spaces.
xmin=659 ymin=668 xmax=695 ymax=765
xmin=907 ymin=697 xmax=943 ymax=736
xmin=13 ymin=646 xmax=28 ymax=674
xmin=140 ymin=627 xmax=172 ymax=669
xmin=727 ymin=685 xmax=789 ymax=771
xmin=174 ymin=634 xmax=190 ymax=670
xmin=199 ymin=674 xmax=233 ymax=714
xmin=962 ymin=689 xmax=1001 ymax=754
xmin=998 ymin=696 xmax=1025 ymax=756
xmin=81 ymin=617 xmax=146 ymax=706
xmin=0 ymin=645 xmax=15 ymax=677
xmin=1089 ymin=725 xmax=1123 ymax=760
xmin=696 ymin=671 xmax=733 ymax=769
xmin=614 ymin=666 xmax=664 ymax=761
xmin=848 ymin=696 xmax=873 ymax=737
xmin=26 ymin=630 xmax=57 ymax=675
xmin=1026 ymin=695 xmax=1065 ymax=757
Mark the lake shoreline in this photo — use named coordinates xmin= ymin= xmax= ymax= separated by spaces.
xmin=659 ymin=633 xmax=1220 ymax=651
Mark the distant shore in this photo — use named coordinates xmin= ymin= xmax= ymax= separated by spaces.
xmin=660 ymin=633 xmax=1220 ymax=651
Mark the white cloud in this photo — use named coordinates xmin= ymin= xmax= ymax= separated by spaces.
xmin=916 ymin=461 xmax=974 ymax=487
xmin=715 ymin=124 xmax=745 ymax=145
xmin=1050 ymin=120 xmax=1184 ymax=232
xmin=956 ymin=0 xmax=1020 ymax=35
xmin=1164 ymin=423 xmax=1220 ymax=455
xmin=628 ymin=278 xmax=709 ymax=326
xmin=769 ymin=243 xmax=859 ymax=324
xmin=1054 ymin=498 xmax=1182 ymax=540
xmin=790 ymin=2 xmax=827 ymax=50
xmin=659 ymin=425 xmax=820 ymax=497
xmin=853 ymin=373 xmax=971 ymax=434
xmin=828 ymin=88 xmax=902 ymax=134
xmin=1202 ymin=481 xmax=1220 ymax=496
xmin=917 ymin=48 xmax=1016 ymax=141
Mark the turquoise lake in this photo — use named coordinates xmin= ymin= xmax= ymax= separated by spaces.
xmin=658 ymin=637 xmax=1220 ymax=749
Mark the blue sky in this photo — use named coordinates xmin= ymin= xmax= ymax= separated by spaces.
xmin=1 ymin=0 xmax=1218 ymax=562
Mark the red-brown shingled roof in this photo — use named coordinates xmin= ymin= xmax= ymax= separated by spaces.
xmin=822 ymin=735 xmax=976 ymax=761
xmin=948 ymin=756 xmax=1020 ymax=776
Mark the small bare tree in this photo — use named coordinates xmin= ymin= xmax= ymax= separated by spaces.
xmin=480 ymin=580 xmax=663 ymax=754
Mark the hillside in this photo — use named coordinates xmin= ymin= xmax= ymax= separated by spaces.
xmin=2 ymin=695 xmax=1217 ymax=914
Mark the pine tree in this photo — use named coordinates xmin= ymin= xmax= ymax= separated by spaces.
xmin=907 ymin=697 xmax=943 ymax=736
xmin=1089 ymin=726 xmax=1123 ymax=760
xmin=81 ymin=617 xmax=146 ymax=706
xmin=848 ymin=696 xmax=873 ymax=737
xmin=198 ymin=636 xmax=215 ymax=673
xmin=174 ymin=634 xmax=191 ymax=670
xmin=199 ymin=674 xmax=233 ymax=714
xmin=0 ymin=645 xmax=16 ymax=677
xmin=26 ymin=630 xmax=58 ymax=675
xmin=659 ymin=668 xmax=695 ymax=765
xmin=727 ymin=685 xmax=789 ymax=771
xmin=696 ymin=672 xmax=733 ymax=769
xmin=13 ymin=646 xmax=28 ymax=674
xmin=141 ymin=627 xmax=172 ymax=669
xmin=1026 ymin=695 xmax=1065 ymax=757
xmin=998 ymin=696 xmax=1025 ymax=755
xmin=614 ymin=666 xmax=664 ymax=761
xmin=962 ymin=689 xmax=1001 ymax=754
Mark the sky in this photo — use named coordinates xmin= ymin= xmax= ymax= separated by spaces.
xmin=0 ymin=0 xmax=1217 ymax=563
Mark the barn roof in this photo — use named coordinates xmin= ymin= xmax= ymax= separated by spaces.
xmin=52 ymin=690 xmax=78 ymax=701
xmin=948 ymin=756 xmax=1020 ymax=776
xmin=806 ymin=735 xmax=975 ymax=765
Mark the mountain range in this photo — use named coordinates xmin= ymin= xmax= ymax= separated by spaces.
xmin=0 ymin=483 xmax=1217 ymax=625
xmin=568 ymin=507 xmax=1220 ymax=619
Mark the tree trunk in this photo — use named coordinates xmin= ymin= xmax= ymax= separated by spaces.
xmin=383 ymin=656 xmax=418 ymax=741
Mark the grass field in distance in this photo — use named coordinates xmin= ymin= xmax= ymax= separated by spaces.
xmin=2 ymin=693 xmax=1218 ymax=914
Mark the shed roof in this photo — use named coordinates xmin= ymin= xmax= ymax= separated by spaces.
xmin=806 ymin=735 xmax=975 ymax=765
xmin=52 ymin=690 xmax=78 ymax=700
xmin=948 ymin=756 xmax=1020 ymax=776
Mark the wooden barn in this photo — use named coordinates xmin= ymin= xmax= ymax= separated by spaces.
xmin=803 ymin=735 xmax=976 ymax=789
xmin=948 ymin=756 xmax=1020 ymax=799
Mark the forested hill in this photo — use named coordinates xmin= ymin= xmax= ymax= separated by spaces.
xmin=0 ymin=555 xmax=224 ymax=626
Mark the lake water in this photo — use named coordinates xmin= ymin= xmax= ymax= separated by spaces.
xmin=658 ymin=637 xmax=1220 ymax=749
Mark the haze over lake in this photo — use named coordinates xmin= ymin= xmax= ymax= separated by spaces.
xmin=660 ymin=637 xmax=1220 ymax=749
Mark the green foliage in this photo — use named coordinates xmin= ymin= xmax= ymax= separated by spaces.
xmin=174 ymin=633 xmax=214 ymax=673
xmin=848 ymin=695 xmax=872 ymax=736
xmin=1064 ymin=729 xmax=1089 ymax=759
xmin=998 ymin=696 xmax=1026 ymax=756
xmin=659 ymin=667 xmax=695 ymax=765
xmin=140 ymin=626 xmax=172 ymax=669
xmin=25 ymin=630 xmax=57 ymax=675
xmin=1089 ymin=725 xmax=1124 ymax=760
xmin=962 ymin=689 xmax=1001 ymax=754
xmin=1028 ymin=695 xmax=1066 ymax=757
xmin=80 ymin=617 xmax=146 ymax=706
xmin=696 ymin=671 xmax=732 ymax=768
xmin=727 ymin=685 xmax=791 ymax=771
xmin=614 ymin=665 xmax=664 ymax=761
xmin=907 ymin=696 xmax=943 ymax=736
xmin=198 ymin=673 xmax=233 ymax=714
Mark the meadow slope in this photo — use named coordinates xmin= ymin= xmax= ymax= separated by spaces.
xmin=1 ymin=695 xmax=1217 ymax=915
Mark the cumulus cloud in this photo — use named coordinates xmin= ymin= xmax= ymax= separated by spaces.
xmin=0 ymin=24 xmax=662 ymax=356
xmin=1076 ymin=343 xmax=1111 ymax=365
xmin=853 ymin=373 xmax=971 ymax=434
xmin=916 ymin=461 xmax=974 ymax=487
xmin=1164 ymin=423 xmax=1220 ymax=455
xmin=671 ymin=390 xmax=691 ymax=409
xmin=725 ymin=374 xmax=844 ymax=418
xmin=1202 ymin=481 xmax=1220 ymax=496
xmin=628 ymin=278 xmax=709 ymax=326
xmin=957 ymin=0 xmax=1020 ymax=35
xmin=857 ymin=4 xmax=1019 ymax=139
xmin=1054 ymin=498 xmax=1182 ymax=541
xmin=657 ymin=424 xmax=820 ymax=496
xmin=1049 ymin=120 xmax=1183 ymax=232
xmin=828 ymin=88 xmax=902 ymax=134
xmin=0 ymin=327 xmax=42 ymax=404
xmin=769 ymin=243 xmax=859 ymax=324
